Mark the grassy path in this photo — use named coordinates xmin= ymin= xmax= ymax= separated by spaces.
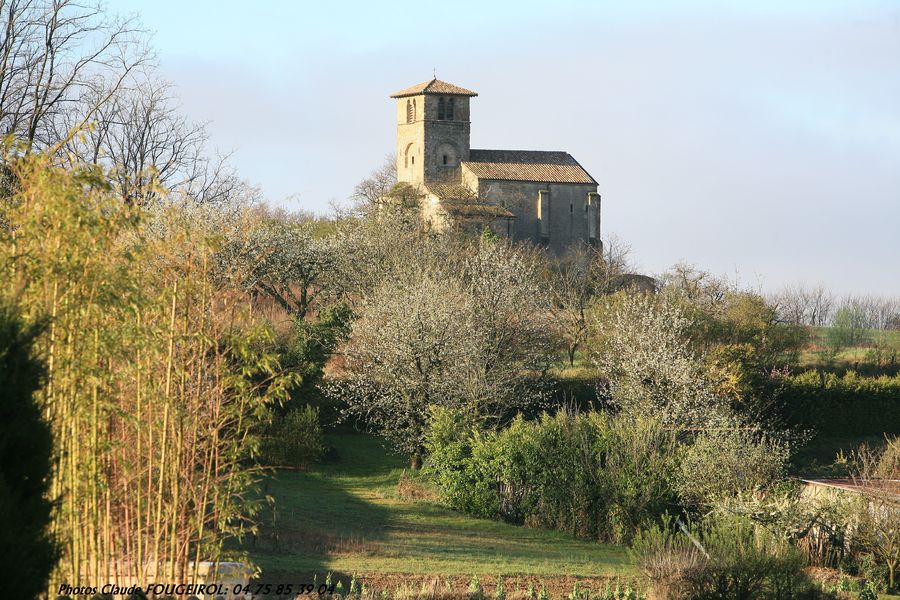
xmin=246 ymin=434 xmax=632 ymax=581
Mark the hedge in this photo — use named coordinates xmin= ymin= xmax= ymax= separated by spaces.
xmin=778 ymin=371 xmax=900 ymax=437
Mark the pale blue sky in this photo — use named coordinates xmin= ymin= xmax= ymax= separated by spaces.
xmin=113 ymin=0 xmax=900 ymax=295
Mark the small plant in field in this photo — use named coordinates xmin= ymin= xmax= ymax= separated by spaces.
xmin=349 ymin=574 xmax=360 ymax=596
xmin=336 ymin=580 xmax=344 ymax=595
xmin=538 ymin=585 xmax=550 ymax=600
xmin=567 ymin=581 xmax=583 ymax=600
xmin=858 ymin=581 xmax=878 ymax=600
xmin=326 ymin=573 xmax=332 ymax=587
xmin=469 ymin=575 xmax=484 ymax=600
xmin=494 ymin=576 xmax=506 ymax=600
xmin=593 ymin=582 xmax=613 ymax=600
xmin=527 ymin=583 xmax=536 ymax=600
xmin=444 ymin=578 xmax=453 ymax=593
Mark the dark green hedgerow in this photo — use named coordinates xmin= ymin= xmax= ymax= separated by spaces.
xmin=778 ymin=371 xmax=900 ymax=437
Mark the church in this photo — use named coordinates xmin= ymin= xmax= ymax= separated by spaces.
xmin=389 ymin=78 xmax=602 ymax=254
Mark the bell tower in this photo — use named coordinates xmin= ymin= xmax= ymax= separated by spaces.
xmin=390 ymin=78 xmax=477 ymax=186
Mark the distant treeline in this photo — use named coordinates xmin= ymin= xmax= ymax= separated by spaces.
xmin=770 ymin=284 xmax=899 ymax=330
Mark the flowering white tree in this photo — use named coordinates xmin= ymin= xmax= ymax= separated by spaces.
xmin=334 ymin=238 xmax=556 ymax=467
xmin=214 ymin=208 xmax=335 ymax=318
xmin=589 ymin=293 xmax=726 ymax=427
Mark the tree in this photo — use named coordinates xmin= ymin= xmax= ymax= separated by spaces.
xmin=0 ymin=0 xmax=149 ymax=153
xmin=337 ymin=273 xmax=476 ymax=466
xmin=214 ymin=206 xmax=335 ymax=319
xmin=334 ymin=238 xmax=555 ymax=467
xmin=589 ymin=292 xmax=726 ymax=427
xmin=0 ymin=1 xmax=246 ymax=208
xmin=351 ymin=153 xmax=396 ymax=208
xmin=771 ymin=283 xmax=834 ymax=327
xmin=0 ymin=302 xmax=56 ymax=598
xmin=549 ymin=237 xmax=632 ymax=366
xmin=827 ymin=304 xmax=869 ymax=353
xmin=329 ymin=199 xmax=442 ymax=300
xmin=56 ymin=75 xmax=215 ymax=205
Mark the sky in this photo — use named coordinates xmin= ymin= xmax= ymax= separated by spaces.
xmin=113 ymin=0 xmax=900 ymax=296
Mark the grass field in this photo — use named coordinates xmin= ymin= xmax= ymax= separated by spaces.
xmin=799 ymin=327 xmax=899 ymax=371
xmin=245 ymin=434 xmax=633 ymax=588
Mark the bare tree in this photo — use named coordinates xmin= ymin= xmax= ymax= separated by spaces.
xmin=0 ymin=0 xmax=149 ymax=153
xmin=351 ymin=153 xmax=396 ymax=208
xmin=770 ymin=284 xmax=809 ymax=326
xmin=55 ymin=75 xmax=214 ymax=203
xmin=660 ymin=263 xmax=731 ymax=312
xmin=549 ymin=236 xmax=632 ymax=366
xmin=771 ymin=283 xmax=834 ymax=327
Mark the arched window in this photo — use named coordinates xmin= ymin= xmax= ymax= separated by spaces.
xmin=412 ymin=98 xmax=416 ymax=121
xmin=436 ymin=143 xmax=457 ymax=166
xmin=404 ymin=143 xmax=414 ymax=168
xmin=406 ymin=100 xmax=413 ymax=123
xmin=437 ymin=97 xmax=445 ymax=120
xmin=446 ymin=97 xmax=455 ymax=120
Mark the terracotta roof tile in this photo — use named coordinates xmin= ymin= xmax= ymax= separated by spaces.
xmin=424 ymin=183 xmax=514 ymax=219
xmin=425 ymin=183 xmax=477 ymax=201
xmin=390 ymin=78 xmax=478 ymax=98
xmin=463 ymin=150 xmax=597 ymax=185
xmin=442 ymin=202 xmax=515 ymax=219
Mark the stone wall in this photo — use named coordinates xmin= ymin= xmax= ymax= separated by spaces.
xmin=471 ymin=177 xmax=600 ymax=254
xmin=395 ymin=94 xmax=471 ymax=186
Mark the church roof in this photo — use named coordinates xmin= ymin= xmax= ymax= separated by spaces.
xmin=463 ymin=150 xmax=597 ymax=185
xmin=425 ymin=183 xmax=515 ymax=219
xmin=389 ymin=78 xmax=478 ymax=98
xmin=425 ymin=183 xmax=478 ymax=201
xmin=442 ymin=201 xmax=515 ymax=220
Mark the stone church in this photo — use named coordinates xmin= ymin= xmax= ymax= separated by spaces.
xmin=390 ymin=78 xmax=601 ymax=254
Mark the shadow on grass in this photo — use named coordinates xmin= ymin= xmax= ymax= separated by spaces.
xmin=244 ymin=434 xmax=403 ymax=586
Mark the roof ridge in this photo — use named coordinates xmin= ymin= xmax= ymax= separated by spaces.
xmin=461 ymin=150 xmax=598 ymax=185
xmin=470 ymin=148 xmax=572 ymax=154
xmin=390 ymin=78 xmax=478 ymax=98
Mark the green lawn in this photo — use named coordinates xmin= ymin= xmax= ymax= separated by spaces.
xmin=800 ymin=327 xmax=900 ymax=371
xmin=244 ymin=434 xmax=633 ymax=582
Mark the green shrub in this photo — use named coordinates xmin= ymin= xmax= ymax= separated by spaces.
xmin=425 ymin=408 xmax=678 ymax=543
xmin=632 ymin=514 xmax=825 ymax=600
xmin=858 ymin=582 xmax=878 ymax=600
xmin=778 ymin=371 xmax=900 ymax=437
xmin=676 ymin=425 xmax=789 ymax=510
xmin=260 ymin=405 xmax=325 ymax=468
xmin=277 ymin=303 xmax=352 ymax=421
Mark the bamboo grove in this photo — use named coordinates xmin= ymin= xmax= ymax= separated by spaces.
xmin=0 ymin=155 xmax=294 ymax=588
